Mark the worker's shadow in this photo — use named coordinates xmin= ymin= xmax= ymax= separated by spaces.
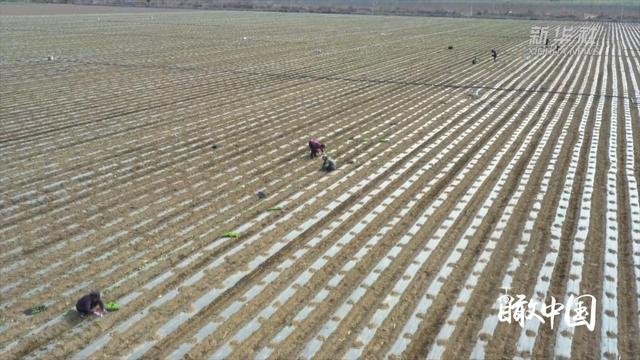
xmin=63 ymin=309 xmax=85 ymax=325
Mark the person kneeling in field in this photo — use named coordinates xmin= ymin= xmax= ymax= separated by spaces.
xmin=76 ymin=290 xmax=106 ymax=318
xmin=308 ymin=138 xmax=325 ymax=159
xmin=321 ymin=155 xmax=336 ymax=172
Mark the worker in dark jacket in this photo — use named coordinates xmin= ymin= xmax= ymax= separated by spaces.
xmin=321 ymin=155 xmax=336 ymax=172
xmin=308 ymin=138 xmax=325 ymax=159
xmin=491 ymin=48 xmax=497 ymax=62
xmin=76 ymin=290 xmax=105 ymax=317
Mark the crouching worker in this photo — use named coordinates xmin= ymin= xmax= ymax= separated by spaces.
xmin=308 ymin=138 xmax=325 ymax=159
xmin=321 ymin=155 xmax=336 ymax=172
xmin=76 ymin=290 xmax=106 ymax=317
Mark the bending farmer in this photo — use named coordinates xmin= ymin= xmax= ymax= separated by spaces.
xmin=321 ymin=155 xmax=336 ymax=172
xmin=76 ymin=290 xmax=106 ymax=317
xmin=308 ymin=138 xmax=325 ymax=159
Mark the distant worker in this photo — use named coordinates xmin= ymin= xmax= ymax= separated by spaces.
xmin=308 ymin=138 xmax=325 ymax=159
xmin=321 ymin=155 xmax=336 ymax=172
xmin=491 ymin=49 xmax=497 ymax=62
xmin=76 ymin=290 xmax=105 ymax=318
xmin=472 ymin=56 xmax=478 ymax=65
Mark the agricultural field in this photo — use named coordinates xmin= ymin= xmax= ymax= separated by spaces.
xmin=1 ymin=4 xmax=639 ymax=359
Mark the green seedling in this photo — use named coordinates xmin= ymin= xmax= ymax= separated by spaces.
xmin=105 ymin=302 xmax=120 ymax=312
xmin=222 ymin=231 xmax=239 ymax=238
xmin=268 ymin=206 xmax=283 ymax=211
xmin=380 ymin=139 xmax=390 ymax=143
xmin=24 ymin=305 xmax=47 ymax=316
